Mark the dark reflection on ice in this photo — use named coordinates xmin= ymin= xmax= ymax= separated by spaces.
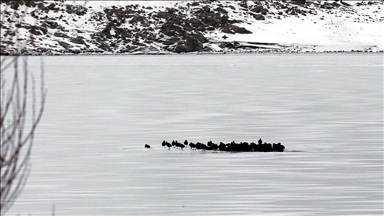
xmin=6 ymin=54 xmax=383 ymax=216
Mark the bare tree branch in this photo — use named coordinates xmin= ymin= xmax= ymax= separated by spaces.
xmin=1 ymin=3 xmax=47 ymax=215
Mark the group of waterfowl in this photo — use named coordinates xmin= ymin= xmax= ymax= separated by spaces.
xmin=157 ymin=139 xmax=285 ymax=152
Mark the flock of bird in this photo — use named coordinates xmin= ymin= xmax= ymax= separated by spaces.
xmin=146 ymin=139 xmax=285 ymax=152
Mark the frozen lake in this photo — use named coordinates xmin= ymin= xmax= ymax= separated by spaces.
xmin=6 ymin=53 xmax=383 ymax=215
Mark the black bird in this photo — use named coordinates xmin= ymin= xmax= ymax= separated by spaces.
xmin=144 ymin=144 xmax=151 ymax=148
xmin=165 ymin=142 xmax=172 ymax=150
xmin=273 ymin=142 xmax=285 ymax=152
xmin=201 ymin=143 xmax=208 ymax=150
xmin=179 ymin=144 xmax=185 ymax=150
xmin=212 ymin=143 xmax=219 ymax=150
xmin=258 ymin=138 xmax=263 ymax=145
xmin=250 ymin=142 xmax=258 ymax=151
xmin=219 ymin=142 xmax=226 ymax=151
xmin=184 ymin=140 xmax=189 ymax=145
xmin=207 ymin=141 xmax=213 ymax=146
xmin=196 ymin=142 xmax=204 ymax=150
xmin=262 ymin=142 xmax=273 ymax=152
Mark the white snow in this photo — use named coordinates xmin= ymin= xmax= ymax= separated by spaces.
xmin=227 ymin=15 xmax=383 ymax=51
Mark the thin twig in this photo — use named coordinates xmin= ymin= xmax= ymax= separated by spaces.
xmin=0 ymin=2 xmax=47 ymax=214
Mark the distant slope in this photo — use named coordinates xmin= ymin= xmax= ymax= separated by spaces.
xmin=1 ymin=0 xmax=383 ymax=55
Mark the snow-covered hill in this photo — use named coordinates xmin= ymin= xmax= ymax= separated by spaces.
xmin=1 ymin=0 xmax=383 ymax=55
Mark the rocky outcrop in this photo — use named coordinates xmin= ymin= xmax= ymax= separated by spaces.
xmin=29 ymin=26 xmax=48 ymax=35
xmin=175 ymin=35 xmax=204 ymax=53
xmin=0 ymin=0 xmax=382 ymax=55
xmin=253 ymin=14 xmax=265 ymax=20
xmin=222 ymin=24 xmax=252 ymax=34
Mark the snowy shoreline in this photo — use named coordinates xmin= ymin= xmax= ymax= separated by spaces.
xmin=1 ymin=0 xmax=383 ymax=55
xmin=2 ymin=49 xmax=383 ymax=57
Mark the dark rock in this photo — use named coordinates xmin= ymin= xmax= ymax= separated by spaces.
xmin=214 ymin=6 xmax=228 ymax=14
xmin=163 ymin=37 xmax=178 ymax=45
xmin=123 ymin=45 xmax=138 ymax=52
xmin=70 ymin=36 xmax=86 ymax=45
xmin=219 ymin=42 xmax=235 ymax=49
xmin=289 ymin=9 xmax=298 ymax=15
xmin=131 ymin=15 xmax=148 ymax=26
xmin=253 ymin=14 xmax=266 ymax=20
xmin=66 ymin=5 xmax=87 ymax=16
xmin=202 ymin=5 xmax=210 ymax=13
xmin=115 ymin=28 xmax=132 ymax=38
xmin=42 ymin=20 xmax=63 ymax=30
xmin=320 ymin=2 xmax=337 ymax=9
xmin=222 ymin=24 xmax=252 ymax=34
xmin=332 ymin=2 xmax=341 ymax=7
xmin=132 ymin=40 xmax=145 ymax=47
xmin=54 ymin=31 xmax=69 ymax=38
xmin=292 ymin=0 xmax=307 ymax=5
xmin=156 ymin=11 xmax=171 ymax=19
xmin=251 ymin=5 xmax=264 ymax=13
xmin=58 ymin=41 xmax=73 ymax=49
xmin=47 ymin=3 xmax=59 ymax=12
xmin=36 ymin=2 xmax=45 ymax=10
xmin=190 ymin=2 xmax=199 ymax=7
xmin=228 ymin=5 xmax=236 ymax=10
xmin=261 ymin=9 xmax=268 ymax=15
xmin=161 ymin=20 xmax=186 ymax=36
xmin=189 ymin=33 xmax=208 ymax=43
xmin=29 ymin=26 xmax=48 ymax=35
xmin=340 ymin=1 xmax=351 ymax=6
xmin=175 ymin=35 xmax=203 ymax=53
xmin=189 ymin=17 xmax=201 ymax=25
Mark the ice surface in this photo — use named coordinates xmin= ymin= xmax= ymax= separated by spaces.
xmin=4 ymin=54 xmax=383 ymax=215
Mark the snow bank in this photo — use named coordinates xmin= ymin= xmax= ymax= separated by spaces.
xmin=0 ymin=0 xmax=383 ymax=54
